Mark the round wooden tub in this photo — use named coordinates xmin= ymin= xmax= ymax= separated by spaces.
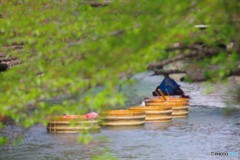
xmin=148 ymin=97 xmax=189 ymax=103
xmin=47 ymin=115 xmax=100 ymax=133
xmin=101 ymin=110 xmax=145 ymax=126
xmin=145 ymin=101 xmax=188 ymax=106
xmin=172 ymin=106 xmax=189 ymax=118
xmin=128 ymin=106 xmax=172 ymax=122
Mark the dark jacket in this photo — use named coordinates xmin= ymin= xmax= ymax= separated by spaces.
xmin=158 ymin=78 xmax=180 ymax=95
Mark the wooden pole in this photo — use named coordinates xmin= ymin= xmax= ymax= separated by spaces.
xmin=157 ymin=89 xmax=166 ymax=101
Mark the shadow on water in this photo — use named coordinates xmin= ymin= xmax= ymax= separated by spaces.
xmin=1 ymin=72 xmax=240 ymax=160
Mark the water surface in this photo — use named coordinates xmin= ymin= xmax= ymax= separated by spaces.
xmin=1 ymin=72 xmax=239 ymax=160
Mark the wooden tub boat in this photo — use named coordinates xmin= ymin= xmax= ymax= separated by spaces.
xmin=101 ymin=110 xmax=145 ymax=126
xmin=172 ymin=105 xmax=189 ymax=118
xmin=47 ymin=115 xmax=100 ymax=133
xmin=128 ymin=106 xmax=172 ymax=122
xmin=144 ymin=99 xmax=189 ymax=119
xmin=145 ymin=101 xmax=188 ymax=106
xmin=148 ymin=97 xmax=189 ymax=103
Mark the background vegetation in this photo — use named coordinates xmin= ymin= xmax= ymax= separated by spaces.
xmin=0 ymin=0 xmax=239 ymax=144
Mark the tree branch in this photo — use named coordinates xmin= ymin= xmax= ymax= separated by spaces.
xmin=148 ymin=45 xmax=225 ymax=70
xmin=151 ymin=69 xmax=186 ymax=75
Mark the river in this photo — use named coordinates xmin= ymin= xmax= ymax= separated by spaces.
xmin=0 ymin=72 xmax=240 ymax=160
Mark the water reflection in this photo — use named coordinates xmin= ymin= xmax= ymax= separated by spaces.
xmin=144 ymin=121 xmax=173 ymax=131
xmin=102 ymin=125 xmax=144 ymax=131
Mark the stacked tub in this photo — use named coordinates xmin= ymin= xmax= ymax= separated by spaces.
xmin=47 ymin=115 xmax=100 ymax=133
xmin=46 ymin=96 xmax=190 ymax=132
xmin=102 ymin=96 xmax=189 ymax=126
xmin=128 ymin=106 xmax=172 ymax=122
xmin=145 ymin=96 xmax=189 ymax=118
xmin=101 ymin=110 xmax=145 ymax=126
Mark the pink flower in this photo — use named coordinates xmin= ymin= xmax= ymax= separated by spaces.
xmin=85 ymin=112 xmax=98 ymax=120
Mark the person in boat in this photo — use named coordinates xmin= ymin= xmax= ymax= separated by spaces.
xmin=153 ymin=73 xmax=187 ymax=97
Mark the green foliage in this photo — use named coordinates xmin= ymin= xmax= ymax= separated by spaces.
xmin=0 ymin=137 xmax=8 ymax=145
xmin=78 ymin=132 xmax=93 ymax=145
xmin=0 ymin=0 xmax=239 ymax=146
xmin=92 ymin=152 xmax=117 ymax=160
